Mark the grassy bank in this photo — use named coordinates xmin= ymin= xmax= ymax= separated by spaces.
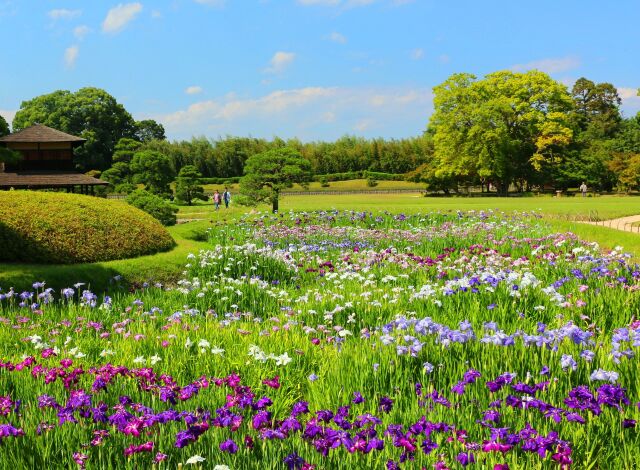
xmin=0 ymin=222 xmax=212 ymax=293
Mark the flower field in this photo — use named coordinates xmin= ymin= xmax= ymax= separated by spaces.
xmin=0 ymin=210 xmax=638 ymax=469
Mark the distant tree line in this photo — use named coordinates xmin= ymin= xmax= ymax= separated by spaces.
xmin=122 ymin=134 xmax=432 ymax=179
xmin=7 ymin=76 xmax=640 ymax=195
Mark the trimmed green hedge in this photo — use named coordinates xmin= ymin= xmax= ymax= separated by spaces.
xmin=200 ymin=177 xmax=241 ymax=184
xmin=0 ymin=191 xmax=176 ymax=264
xmin=311 ymin=171 xmax=405 ymax=182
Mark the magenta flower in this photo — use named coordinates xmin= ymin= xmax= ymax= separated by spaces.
xmin=262 ymin=375 xmax=281 ymax=389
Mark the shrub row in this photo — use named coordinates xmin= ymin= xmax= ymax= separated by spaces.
xmin=312 ymin=171 xmax=406 ymax=182
xmin=0 ymin=191 xmax=175 ymax=264
xmin=200 ymin=177 xmax=241 ymax=185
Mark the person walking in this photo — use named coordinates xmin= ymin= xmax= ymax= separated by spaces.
xmin=223 ymin=187 xmax=231 ymax=209
xmin=579 ymin=182 xmax=588 ymax=198
xmin=212 ymin=189 xmax=221 ymax=210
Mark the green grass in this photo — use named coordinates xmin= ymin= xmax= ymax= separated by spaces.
xmin=281 ymin=193 xmax=640 ymax=219
xmin=3 ymin=193 xmax=640 ymax=293
xmin=547 ymin=220 xmax=640 ymax=257
xmin=178 ymin=193 xmax=640 ymax=221
xmin=0 ymin=211 xmax=638 ymax=469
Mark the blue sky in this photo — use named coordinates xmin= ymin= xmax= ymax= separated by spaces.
xmin=1 ymin=0 xmax=639 ymax=141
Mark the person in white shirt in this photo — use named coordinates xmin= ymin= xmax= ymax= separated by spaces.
xmin=579 ymin=182 xmax=587 ymax=197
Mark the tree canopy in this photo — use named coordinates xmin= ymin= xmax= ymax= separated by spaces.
xmin=0 ymin=115 xmax=9 ymax=137
xmin=240 ymin=147 xmax=312 ymax=212
xmin=428 ymin=70 xmax=574 ymax=194
xmin=12 ymin=88 xmax=140 ymax=170
xmin=130 ymin=150 xmax=175 ymax=196
xmin=175 ymin=165 xmax=206 ymax=206
xmin=135 ymin=119 xmax=166 ymax=142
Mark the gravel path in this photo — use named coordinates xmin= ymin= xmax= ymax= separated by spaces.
xmin=583 ymin=214 xmax=640 ymax=233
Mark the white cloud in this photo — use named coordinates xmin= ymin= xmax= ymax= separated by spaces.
xmin=322 ymin=111 xmax=336 ymax=122
xmin=369 ymin=94 xmax=386 ymax=107
xmin=48 ymin=9 xmax=81 ymax=20
xmin=618 ymin=87 xmax=639 ymax=100
xmin=297 ymin=0 xmax=375 ymax=6
xmin=151 ymin=10 xmax=162 ymax=18
xmin=326 ymin=31 xmax=347 ymax=44
xmin=264 ymin=51 xmax=296 ymax=74
xmin=185 ymin=86 xmax=203 ymax=95
xmin=347 ymin=0 xmax=375 ymax=5
xmin=64 ymin=45 xmax=79 ymax=68
xmin=354 ymin=119 xmax=373 ymax=131
xmin=512 ymin=56 xmax=580 ymax=74
xmin=410 ymin=48 xmax=424 ymax=60
xmin=102 ymin=3 xmax=143 ymax=34
xmin=194 ymin=0 xmax=225 ymax=5
xmin=297 ymin=0 xmax=340 ymax=5
xmin=0 ymin=109 xmax=16 ymax=127
xmin=152 ymin=85 xmax=433 ymax=140
xmin=73 ymin=25 xmax=91 ymax=40
xmin=438 ymin=54 xmax=450 ymax=63
xmin=618 ymin=87 xmax=640 ymax=113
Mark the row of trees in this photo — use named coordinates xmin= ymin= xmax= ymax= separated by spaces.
xmin=6 ymin=76 xmax=640 ymax=194
xmin=127 ymin=134 xmax=431 ymax=179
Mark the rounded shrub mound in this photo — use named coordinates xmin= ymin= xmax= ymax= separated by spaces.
xmin=0 ymin=191 xmax=176 ymax=264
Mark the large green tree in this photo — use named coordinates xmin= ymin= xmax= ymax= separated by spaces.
xmin=240 ymin=147 xmax=312 ymax=213
xmin=429 ymin=71 xmax=574 ymax=194
xmin=175 ymin=165 xmax=206 ymax=205
xmin=571 ymin=77 xmax=622 ymax=138
xmin=134 ymin=119 xmax=166 ymax=142
xmin=558 ymin=78 xmax=624 ymax=191
xmin=0 ymin=115 xmax=9 ymax=137
xmin=12 ymin=88 xmax=137 ymax=170
xmin=130 ymin=150 xmax=175 ymax=196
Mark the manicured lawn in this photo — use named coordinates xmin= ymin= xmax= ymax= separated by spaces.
xmin=178 ymin=193 xmax=640 ymax=221
xmin=283 ymin=193 xmax=640 ymax=219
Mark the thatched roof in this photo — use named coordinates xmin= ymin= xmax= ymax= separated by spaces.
xmin=0 ymin=124 xmax=86 ymax=143
xmin=0 ymin=172 xmax=108 ymax=188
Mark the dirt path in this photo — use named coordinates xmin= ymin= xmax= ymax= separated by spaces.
xmin=583 ymin=214 xmax=640 ymax=233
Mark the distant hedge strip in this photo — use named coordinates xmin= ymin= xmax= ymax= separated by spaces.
xmin=311 ymin=171 xmax=405 ymax=182
xmin=0 ymin=191 xmax=175 ymax=264
xmin=200 ymin=177 xmax=241 ymax=185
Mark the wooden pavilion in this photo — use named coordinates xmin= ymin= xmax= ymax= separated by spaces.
xmin=0 ymin=124 xmax=108 ymax=194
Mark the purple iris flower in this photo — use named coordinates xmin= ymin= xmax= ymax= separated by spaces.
xmin=219 ymin=438 xmax=239 ymax=453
